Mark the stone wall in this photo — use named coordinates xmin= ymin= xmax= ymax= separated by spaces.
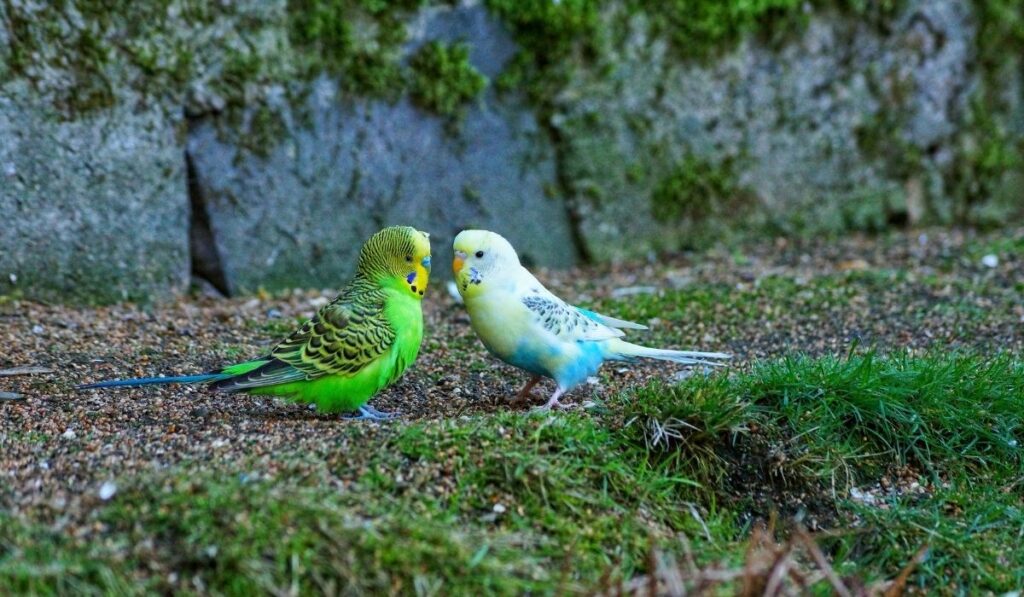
xmin=1 ymin=0 xmax=1020 ymax=302
xmin=0 ymin=82 xmax=188 ymax=303
xmin=557 ymin=2 xmax=1016 ymax=260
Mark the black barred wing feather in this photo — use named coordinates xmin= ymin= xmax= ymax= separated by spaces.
xmin=272 ymin=291 xmax=396 ymax=377
xmin=212 ymin=290 xmax=396 ymax=392
xmin=521 ymin=295 xmax=623 ymax=342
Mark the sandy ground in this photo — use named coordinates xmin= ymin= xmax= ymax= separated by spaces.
xmin=1 ymin=228 xmax=1021 ymax=520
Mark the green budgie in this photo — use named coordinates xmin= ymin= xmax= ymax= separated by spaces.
xmin=79 ymin=226 xmax=432 ymax=420
xmin=452 ymin=229 xmax=730 ymax=410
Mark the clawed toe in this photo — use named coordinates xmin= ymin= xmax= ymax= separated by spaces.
xmin=342 ymin=405 xmax=401 ymax=421
xmin=361 ymin=404 xmax=400 ymax=419
xmin=532 ymin=398 xmax=568 ymax=412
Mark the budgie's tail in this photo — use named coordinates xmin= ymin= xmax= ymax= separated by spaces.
xmin=76 ymin=374 xmax=229 ymax=390
xmin=77 ymin=360 xmax=268 ymax=391
xmin=607 ymin=339 xmax=731 ymax=367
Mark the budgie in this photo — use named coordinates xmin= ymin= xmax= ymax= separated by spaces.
xmin=78 ymin=226 xmax=432 ymax=420
xmin=452 ymin=230 xmax=730 ymax=409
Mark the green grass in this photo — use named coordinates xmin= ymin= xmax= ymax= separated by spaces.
xmin=2 ymin=352 xmax=1022 ymax=593
xmin=748 ymin=353 xmax=1023 ymax=481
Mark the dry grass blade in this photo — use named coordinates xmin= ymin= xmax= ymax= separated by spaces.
xmin=882 ymin=544 xmax=929 ymax=597
xmin=606 ymin=515 xmax=935 ymax=597
xmin=0 ymin=366 xmax=54 ymax=376
xmin=794 ymin=525 xmax=853 ymax=597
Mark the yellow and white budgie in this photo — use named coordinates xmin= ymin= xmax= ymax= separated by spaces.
xmin=452 ymin=230 xmax=730 ymax=409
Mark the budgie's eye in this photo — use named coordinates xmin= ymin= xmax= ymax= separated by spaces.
xmin=405 ymin=255 xmax=413 ymax=263
xmin=475 ymin=251 xmax=484 ymax=258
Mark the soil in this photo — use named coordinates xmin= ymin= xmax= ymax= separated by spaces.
xmin=1 ymin=227 xmax=1021 ymax=523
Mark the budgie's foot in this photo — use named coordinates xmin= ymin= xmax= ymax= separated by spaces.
xmin=361 ymin=404 xmax=401 ymax=419
xmin=511 ymin=375 xmax=543 ymax=406
xmin=342 ymin=405 xmax=400 ymax=421
xmin=534 ymin=388 xmax=566 ymax=412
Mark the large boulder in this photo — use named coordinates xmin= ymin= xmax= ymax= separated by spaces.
xmin=0 ymin=82 xmax=188 ymax=303
xmin=187 ymin=4 xmax=574 ymax=294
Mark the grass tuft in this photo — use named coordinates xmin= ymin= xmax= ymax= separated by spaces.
xmin=748 ymin=351 xmax=1024 ymax=481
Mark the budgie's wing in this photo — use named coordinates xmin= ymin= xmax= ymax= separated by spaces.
xmin=212 ymin=291 xmax=396 ymax=391
xmin=521 ymin=294 xmax=623 ymax=342
xmin=575 ymin=307 xmax=648 ymax=331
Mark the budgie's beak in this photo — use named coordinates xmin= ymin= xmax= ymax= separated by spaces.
xmin=453 ymin=250 xmax=467 ymax=275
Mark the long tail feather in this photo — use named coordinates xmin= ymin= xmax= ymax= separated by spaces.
xmin=77 ymin=374 xmax=227 ymax=390
xmin=608 ymin=339 xmax=731 ymax=367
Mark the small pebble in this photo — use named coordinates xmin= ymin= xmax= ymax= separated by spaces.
xmin=671 ymin=369 xmax=696 ymax=383
xmin=61 ymin=429 xmax=76 ymax=440
xmin=981 ymin=254 xmax=999 ymax=268
xmin=32 ymin=325 xmax=44 ymax=335
xmin=492 ymin=503 xmax=506 ymax=514
xmin=98 ymin=481 xmax=117 ymax=501
xmin=266 ymin=308 xmax=282 ymax=319
xmin=0 ymin=391 xmax=24 ymax=401
xmin=849 ymin=487 xmax=878 ymax=506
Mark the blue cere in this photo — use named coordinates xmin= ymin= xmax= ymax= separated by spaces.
xmin=421 ymin=256 xmax=431 ymax=270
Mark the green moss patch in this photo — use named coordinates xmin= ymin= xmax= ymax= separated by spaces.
xmin=409 ymin=41 xmax=488 ymax=118
xmin=651 ymin=155 xmax=751 ymax=222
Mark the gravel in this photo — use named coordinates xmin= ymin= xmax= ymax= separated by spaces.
xmin=1 ymin=227 xmax=1021 ymax=519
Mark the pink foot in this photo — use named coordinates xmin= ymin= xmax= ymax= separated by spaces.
xmin=534 ymin=387 xmax=566 ymax=411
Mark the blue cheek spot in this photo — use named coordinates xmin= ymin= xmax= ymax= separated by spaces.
xmin=406 ymin=272 xmax=417 ymax=284
xmin=421 ymin=256 xmax=431 ymax=271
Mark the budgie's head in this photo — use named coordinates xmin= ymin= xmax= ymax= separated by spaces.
xmin=358 ymin=226 xmax=432 ymax=299
xmin=452 ymin=229 xmax=519 ymax=298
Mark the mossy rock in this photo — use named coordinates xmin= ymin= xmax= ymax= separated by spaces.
xmin=0 ymin=83 xmax=189 ymax=304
